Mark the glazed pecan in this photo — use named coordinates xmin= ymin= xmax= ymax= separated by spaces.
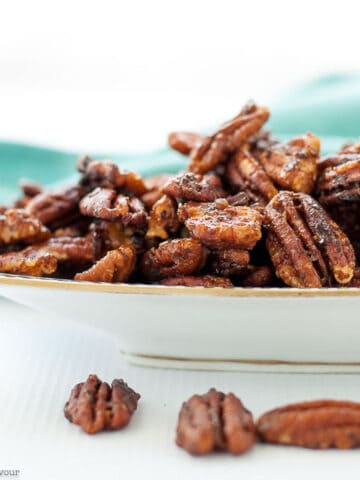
xmin=163 ymin=172 xmax=226 ymax=202
xmin=226 ymin=148 xmax=278 ymax=204
xmin=176 ymin=388 xmax=256 ymax=455
xmin=64 ymin=374 xmax=140 ymax=434
xmin=142 ymin=173 xmax=175 ymax=209
xmin=0 ymin=209 xmax=50 ymax=245
xmin=79 ymin=188 xmax=148 ymax=229
xmin=168 ymin=131 xmax=204 ymax=155
xmin=14 ymin=180 xmax=43 ymax=208
xmin=0 ymin=249 xmax=57 ymax=276
xmin=141 ymin=238 xmax=206 ymax=280
xmin=78 ymin=157 xmax=146 ymax=196
xmin=178 ymin=199 xmax=263 ymax=250
xmin=318 ymin=143 xmax=360 ymax=204
xmin=161 ymin=275 xmax=233 ymax=287
xmin=259 ymin=133 xmax=320 ymax=194
xmin=75 ymin=244 xmax=136 ymax=282
xmin=208 ymin=249 xmax=250 ymax=276
xmin=146 ymin=195 xmax=180 ymax=240
xmin=89 ymin=220 xmax=128 ymax=259
xmin=189 ymin=102 xmax=270 ymax=174
xmin=36 ymin=236 xmax=94 ymax=263
xmin=265 ymin=192 xmax=355 ymax=287
xmin=240 ymin=265 xmax=275 ymax=287
xmin=257 ymin=399 xmax=360 ymax=449
xmin=25 ymin=185 xmax=85 ymax=225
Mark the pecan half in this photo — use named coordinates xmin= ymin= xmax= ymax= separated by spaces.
xmin=176 ymin=388 xmax=256 ymax=455
xmin=146 ymin=195 xmax=180 ymax=240
xmin=141 ymin=238 xmax=207 ymax=280
xmin=79 ymin=188 xmax=148 ymax=229
xmin=168 ymin=131 xmax=204 ymax=155
xmin=89 ymin=220 xmax=128 ymax=259
xmin=208 ymin=249 xmax=250 ymax=276
xmin=64 ymin=374 xmax=140 ymax=434
xmin=265 ymin=192 xmax=355 ymax=287
xmin=259 ymin=133 xmax=319 ymax=194
xmin=189 ymin=102 xmax=270 ymax=174
xmin=178 ymin=199 xmax=263 ymax=250
xmin=25 ymin=185 xmax=85 ymax=226
xmin=257 ymin=399 xmax=360 ymax=449
xmin=142 ymin=173 xmax=174 ymax=209
xmin=317 ymin=143 xmax=360 ymax=204
xmin=163 ymin=172 xmax=226 ymax=202
xmin=14 ymin=180 xmax=43 ymax=208
xmin=0 ymin=209 xmax=50 ymax=245
xmin=0 ymin=249 xmax=57 ymax=276
xmin=75 ymin=244 xmax=136 ymax=282
xmin=161 ymin=275 xmax=233 ymax=287
xmin=240 ymin=265 xmax=275 ymax=287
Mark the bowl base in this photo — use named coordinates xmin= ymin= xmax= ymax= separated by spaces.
xmin=121 ymin=352 xmax=360 ymax=373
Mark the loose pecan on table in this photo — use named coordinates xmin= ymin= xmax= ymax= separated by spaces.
xmin=64 ymin=374 xmax=140 ymax=434
xmin=75 ymin=244 xmax=136 ymax=282
xmin=257 ymin=399 xmax=360 ymax=449
xmin=265 ymin=191 xmax=355 ymax=287
xmin=176 ymin=388 xmax=256 ymax=455
xmin=0 ymin=208 xmax=50 ymax=245
xmin=163 ymin=172 xmax=226 ymax=202
xmin=178 ymin=199 xmax=263 ymax=250
xmin=188 ymin=102 xmax=270 ymax=174
xmin=161 ymin=275 xmax=233 ymax=287
xmin=141 ymin=238 xmax=207 ymax=280
xmin=317 ymin=142 xmax=360 ymax=204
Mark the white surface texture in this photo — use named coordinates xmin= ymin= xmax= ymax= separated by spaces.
xmin=1 ymin=297 xmax=360 ymax=479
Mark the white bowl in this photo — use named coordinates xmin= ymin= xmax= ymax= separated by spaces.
xmin=1 ymin=274 xmax=360 ymax=373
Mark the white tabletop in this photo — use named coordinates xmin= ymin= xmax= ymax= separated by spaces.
xmin=1 ymin=297 xmax=359 ymax=480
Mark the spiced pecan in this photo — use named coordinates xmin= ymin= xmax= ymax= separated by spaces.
xmin=25 ymin=185 xmax=85 ymax=225
xmin=161 ymin=275 xmax=233 ymax=287
xmin=64 ymin=374 xmax=140 ymax=434
xmin=0 ymin=208 xmax=50 ymax=245
xmin=89 ymin=220 xmax=128 ymax=259
xmin=226 ymin=148 xmax=278 ymax=204
xmin=0 ymin=248 xmax=57 ymax=276
xmin=257 ymin=399 xmax=360 ymax=449
xmin=259 ymin=133 xmax=319 ymax=194
xmin=163 ymin=172 xmax=226 ymax=202
xmin=240 ymin=265 xmax=275 ymax=287
xmin=142 ymin=174 xmax=175 ymax=209
xmin=208 ymin=249 xmax=250 ymax=276
xmin=79 ymin=188 xmax=148 ymax=229
xmin=36 ymin=236 xmax=94 ymax=263
xmin=189 ymin=102 xmax=270 ymax=174
xmin=146 ymin=195 xmax=180 ymax=240
xmin=176 ymin=388 xmax=256 ymax=455
xmin=168 ymin=132 xmax=204 ymax=155
xmin=265 ymin=192 xmax=355 ymax=287
xmin=317 ymin=142 xmax=360 ymax=204
xmin=14 ymin=180 xmax=43 ymax=208
xmin=75 ymin=244 xmax=136 ymax=282
xmin=178 ymin=199 xmax=263 ymax=250
xmin=141 ymin=238 xmax=207 ymax=280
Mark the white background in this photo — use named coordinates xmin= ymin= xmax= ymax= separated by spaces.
xmin=1 ymin=1 xmax=360 ymax=478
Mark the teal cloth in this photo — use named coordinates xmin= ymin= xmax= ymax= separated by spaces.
xmin=1 ymin=74 xmax=360 ymax=203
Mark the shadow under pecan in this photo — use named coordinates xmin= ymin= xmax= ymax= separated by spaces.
xmin=141 ymin=173 xmax=175 ymax=209
xmin=146 ymin=195 xmax=180 ymax=240
xmin=317 ymin=142 xmax=360 ymax=204
xmin=64 ymin=374 xmax=140 ymax=434
xmin=75 ymin=244 xmax=136 ymax=282
xmin=78 ymin=157 xmax=147 ymax=196
xmin=259 ymin=133 xmax=320 ymax=194
xmin=176 ymin=388 xmax=256 ymax=455
xmin=25 ymin=185 xmax=85 ymax=226
xmin=208 ymin=249 xmax=250 ymax=277
xmin=161 ymin=275 xmax=233 ymax=287
xmin=265 ymin=192 xmax=355 ymax=287
xmin=257 ymin=399 xmax=360 ymax=449
xmin=0 ymin=208 xmax=50 ymax=245
xmin=168 ymin=131 xmax=204 ymax=155
xmin=0 ymin=249 xmax=58 ymax=276
xmin=141 ymin=238 xmax=207 ymax=280
xmin=189 ymin=102 xmax=270 ymax=174
xmin=178 ymin=199 xmax=263 ymax=250
xmin=80 ymin=187 xmax=148 ymax=230
xmin=163 ymin=172 xmax=226 ymax=202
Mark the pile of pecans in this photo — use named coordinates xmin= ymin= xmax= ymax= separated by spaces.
xmin=64 ymin=375 xmax=360 ymax=453
xmin=1 ymin=100 xmax=360 ymax=288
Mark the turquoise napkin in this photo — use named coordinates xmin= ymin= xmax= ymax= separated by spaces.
xmin=1 ymin=74 xmax=360 ymax=203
